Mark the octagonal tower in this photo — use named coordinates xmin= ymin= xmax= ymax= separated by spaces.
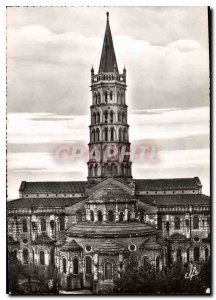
xmin=87 ymin=12 xmax=132 ymax=183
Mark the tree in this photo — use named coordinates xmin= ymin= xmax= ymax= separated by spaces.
xmin=114 ymin=257 xmax=210 ymax=295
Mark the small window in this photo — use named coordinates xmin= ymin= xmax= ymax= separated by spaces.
xmin=157 ymin=216 xmax=162 ymax=229
xmin=63 ymin=257 xmax=67 ymax=273
xmin=85 ymin=256 xmax=92 ymax=275
xmin=108 ymin=210 xmax=114 ymax=222
xmin=23 ymin=239 xmax=28 ymax=244
xmin=59 ymin=216 xmax=65 ymax=231
xmin=129 ymin=244 xmax=136 ymax=251
xmin=119 ymin=212 xmax=124 ymax=222
xmin=104 ymin=262 xmax=113 ymax=280
xmin=174 ymin=217 xmax=180 ymax=229
xmin=194 ymin=236 xmax=200 ymax=242
xmin=193 ymin=217 xmax=199 ymax=229
xmin=23 ymin=249 xmax=28 ymax=264
xmin=185 ymin=219 xmax=190 ymax=227
xmin=85 ymin=245 xmax=92 ymax=252
xmin=22 ymin=219 xmax=28 ymax=233
xmin=40 ymin=251 xmax=45 ymax=265
xmin=73 ymin=257 xmax=79 ymax=275
xmin=194 ymin=247 xmax=200 ymax=261
xmin=41 ymin=219 xmax=46 ymax=232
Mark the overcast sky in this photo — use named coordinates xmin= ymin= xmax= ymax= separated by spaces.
xmin=7 ymin=7 xmax=210 ymax=199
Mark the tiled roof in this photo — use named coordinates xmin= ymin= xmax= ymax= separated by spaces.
xmin=60 ymin=240 xmax=82 ymax=251
xmin=33 ymin=234 xmax=56 ymax=245
xmin=96 ymin=240 xmax=125 ymax=253
xmin=135 ymin=177 xmax=201 ymax=191
xmin=167 ymin=233 xmax=188 ymax=241
xmin=7 ymin=197 xmax=84 ymax=209
xmin=19 ymin=181 xmax=86 ymax=194
xmin=67 ymin=222 xmax=156 ymax=238
xmin=138 ymin=194 xmax=210 ymax=206
xmin=89 ymin=184 xmax=133 ymax=201
xmin=140 ymin=238 xmax=161 ymax=250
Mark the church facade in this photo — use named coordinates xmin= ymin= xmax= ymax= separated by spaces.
xmin=7 ymin=13 xmax=210 ymax=294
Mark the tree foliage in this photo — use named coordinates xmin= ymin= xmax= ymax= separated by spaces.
xmin=114 ymin=257 xmax=211 ymax=295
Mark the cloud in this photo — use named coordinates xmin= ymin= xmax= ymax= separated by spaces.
xmin=168 ymin=39 xmax=201 ymax=51
xmin=7 ymin=18 xmax=209 ymax=115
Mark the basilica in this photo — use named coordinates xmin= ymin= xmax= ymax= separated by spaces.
xmin=7 ymin=13 xmax=210 ymax=293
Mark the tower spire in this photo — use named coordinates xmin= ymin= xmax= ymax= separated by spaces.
xmin=99 ymin=12 xmax=118 ymax=73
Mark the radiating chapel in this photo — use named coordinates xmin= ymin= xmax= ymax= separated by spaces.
xmin=7 ymin=13 xmax=210 ymax=293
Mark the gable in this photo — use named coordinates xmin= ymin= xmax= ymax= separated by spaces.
xmin=86 ymin=177 xmax=134 ymax=197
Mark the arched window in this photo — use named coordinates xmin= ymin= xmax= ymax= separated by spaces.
xmin=110 ymin=111 xmax=114 ymax=123
xmin=108 ymin=210 xmax=114 ymax=222
xmin=104 ymin=262 xmax=113 ymax=280
xmin=176 ymin=248 xmax=182 ymax=262
xmin=23 ymin=249 xmax=28 ymax=264
xmin=194 ymin=247 xmax=200 ymax=261
xmin=50 ymin=248 xmax=55 ymax=265
xmin=92 ymin=129 xmax=95 ymax=142
xmin=96 ymin=128 xmax=100 ymax=142
xmin=73 ymin=257 xmax=79 ymax=275
xmin=117 ymin=92 xmax=121 ymax=104
xmin=90 ymin=211 xmax=94 ymax=222
xmin=85 ymin=256 xmax=92 ymax=275
xmin=110 ymin=127 xmax=114 ymax=141
xmin=104 ymin=128 xmax=108 ymax=141
xmin=94 ymin=164 xmax=98 ymax=177
xmin=118 ymin=111 xmax=122 ymax=123
xmin=121 ymin=164 xmax=124 ymax=176
xmin=174 ymin=217 xmax=180 ymax=229
xmin=104 ymin=111 xmax=108 ymax=123
xmin=92 ymin=112 xmax=96 ymax=124
xmin=96 ymin=112 xmax=100 ymax=123
xmin=123 ymin=128 xmax=127 ymax=142
xmin=41 ymin=219 xmax=46 ymax=232
xmin=187 ymin=248 xmax=190 ymax=263
xmin=121 ymin=93 xmax=124 ymax=104
xmin=122 ymin=112 xmax=127 ymax=124
xmin=63 ymin=257 xmax=67 ymax=273
xmin=119 ymin=212 xmax=124 ymax=222
xmin=185 ymin=219 xmax=190 ymax=227
xmin=166 ymin=221 xmax=170 ymax=232
xmin=93 ymin=93 xmax=97 ymax=104
xmin=98 ymin=211 xmax=103 ymax=222
xmin=157 ymin=216 xmax=162 ymax=229
xmin=156 ymin=256 xmax=160 ymax=271
xmin=40 ymin=251 xmax=45 ymax=265
xmin=23 ymin=219 xmax=28 ymax=232
xmin=104 ymin=91 xmax=108 ymax=103
xmin=110 ymin=91 xmax=113 ymax=101
xmin=205 ymin=248 xmax=209 ymax=261
xmin=193 ymin=217 xmax=199 ymax=229
xmin=111 ymin=163 xmax=117 ymax=176
xmin=119 ymin=128 xmax=123 ymax=142
xmin=89 ymin=165 xmax=93 ymax=177
xmin=59 ymin=217 xmax=65 ymax=231
xmin=76 ymin=211 xmax=82 ymax=223
xmin=97 ymin=93 xmax=101 ymax=104
xmin=50 ymin=220 xmax=55 ymax=231
xmin=127 ymin=211 xmax=131 ymax=221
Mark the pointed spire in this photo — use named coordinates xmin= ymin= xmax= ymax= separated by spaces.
xmin=99 ymin=12 xmax=119 ymax=73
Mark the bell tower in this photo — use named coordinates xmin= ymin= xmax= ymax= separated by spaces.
xmin=87 ymin=12 xmax=132 ymax=183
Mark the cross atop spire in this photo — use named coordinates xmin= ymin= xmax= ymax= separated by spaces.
xmin=98 ymin=12 xmax=119 ymax=73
